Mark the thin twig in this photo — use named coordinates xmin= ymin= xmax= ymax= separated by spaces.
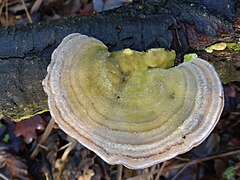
xmin=233 ymin=162 xmax=240 ymax=170
xmin=56 ymin=140 xmax=77 ymax=180
xmin=38 ymin=144 xmax=49 ymax=150
xmin=150 ymin=165 xmax=157 ymax=180
xmin=169 ymin=149 xmax=240 ymax=171
xmin=20 ymin=0 xmax=32 ymax=23
xmin=155 ymin=161 xmax=167 ymax=180
xmin=171 ymin=164 xmax=189 ymax=180
xmin=30 ymin=117 xmax=55 ymax=158
xmin=30 ymin=0 xmax=43 ymax=14
xmin=116 ymin=165 xmax=123 ymax=180
xmin=126 ymin=149 xmax=240 ymax=180
xmin=57 ymin=142 xmax=72 ymax=152
xmin=0 ymin=0 xmax=5 ymax=19
xmin=44 ymin=172 xmax=50 ymax=180
xmin=174 ymin=156 xmax=191 ymax=162
xmin=60 ymin=140 xmax=77 ymax=162
xmin=5 ymin=0 xmax=8 ymax=24
xmin=0 ymin=173 xmax=9 ymax=180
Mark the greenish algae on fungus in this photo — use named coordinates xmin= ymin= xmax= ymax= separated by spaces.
xmin=43 ymin=33 xmax=224 ymax=169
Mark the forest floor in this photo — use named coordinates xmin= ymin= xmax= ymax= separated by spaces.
xmin=0 ymin=0 xmax=240 ymax=179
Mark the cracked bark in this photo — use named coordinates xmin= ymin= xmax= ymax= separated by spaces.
xmin=0 ymin=0 xmax=239 ymax=119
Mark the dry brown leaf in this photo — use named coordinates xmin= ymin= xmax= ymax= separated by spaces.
xmin=79 ymin=2 xmax=93 ymax=16
xmin=14 ymin=114 xmax=46 ymax=144
xmin=0 ymin=148 xmax=31 ymax=179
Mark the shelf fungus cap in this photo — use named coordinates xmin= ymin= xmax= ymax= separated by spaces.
xmin=43 ymin=33 xmax=224 ymax=169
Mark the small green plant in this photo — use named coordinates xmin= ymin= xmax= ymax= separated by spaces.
xmin=3 ymin=134 xmax=10 ymax=143
xmin=222 ymin=166 xmax=235 ymax=180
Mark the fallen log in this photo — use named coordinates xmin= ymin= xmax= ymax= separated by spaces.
xmin=0 ymin=0 xmax=239 ymax=120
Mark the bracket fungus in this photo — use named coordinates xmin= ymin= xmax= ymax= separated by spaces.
xmin=43 ymin=33 xmax=224 ymax=169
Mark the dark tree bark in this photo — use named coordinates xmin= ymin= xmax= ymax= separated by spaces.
xmin=0 ymin=0 xmax=239 ymax=119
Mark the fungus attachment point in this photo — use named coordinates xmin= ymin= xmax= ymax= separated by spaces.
xmin=43 ymin=33 xmax=224 ymax=169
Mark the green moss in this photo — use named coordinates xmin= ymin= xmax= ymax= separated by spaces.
xmin=2 ymin=98 xmax=48 ymax=122
xmin=3 ymin=134 xmax=10 ymax=143
xmin=211 ymin=59 xmax=240 ymax=84
xmin=226 ymin=42 xmax=240 ymax=51
xmin=203 ymin=41 xmax=240 ymax=84
xmin=183 ymin=53 xmax=198 ymax=62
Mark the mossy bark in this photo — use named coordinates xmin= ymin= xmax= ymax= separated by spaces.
xmin=0 ymin=0 xmax=239 ymax=120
